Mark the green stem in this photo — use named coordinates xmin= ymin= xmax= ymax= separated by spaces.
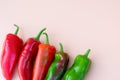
xmin=84 ymin=49 xmax=91 ymax=57
xmin=59 ymin=43 xmax=64 ymax=53
xmin=35 ymin=28 xmax=46 ymax=40
xmin=14 ymin=24 xmax=19 ymax=35
xmin=43 ymin=32 xmax=49 ymax=44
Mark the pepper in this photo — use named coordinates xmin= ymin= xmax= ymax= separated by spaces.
xmin=45 ymin=43 xmax=69 ymax=80
xmin=32 ymin=33 xmax=56 ymax=80
xmin=63 ymin=49 xmax=91 ymax=80
xmin=1 ymin=24 xmax=23 ymax=80
xmin=18 ymin=28 xmax=46 ymax=80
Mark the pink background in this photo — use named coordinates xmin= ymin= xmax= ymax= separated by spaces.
xmin=0 ymin=0 xmax=120 ymax=80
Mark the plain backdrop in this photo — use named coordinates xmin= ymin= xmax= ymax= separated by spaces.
xmin=0 ymin=0 xmax=120 ymax=80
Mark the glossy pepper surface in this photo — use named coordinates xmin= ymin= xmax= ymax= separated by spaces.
xmin=1 ymin=24 xmax=23 ymax=80
xmin=45 ymin=43 xmax=69 ymax=80
xmin=63 ymin=49 xmax=91 ymax=80
xmin=32 ymin=33 xmax=56 ymax=80
xmin=18 ymin=28 xmax=46 ymax=80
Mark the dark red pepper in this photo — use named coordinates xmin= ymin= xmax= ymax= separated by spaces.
xmin=1 ymin=24 xmax=23 ymax=80
xmin=32 ymin=33 xmax=56 ymax=80
xmin=18 ymin=28 xmax=46 ymax=80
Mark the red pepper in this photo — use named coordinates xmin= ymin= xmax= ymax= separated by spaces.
xmin=1 ymin=24 xmax=23 ymax=80
xmin=18 ymin=28 xmax=46 ymax=80
xmin=33 ymin=33 xmax=56 ymax=80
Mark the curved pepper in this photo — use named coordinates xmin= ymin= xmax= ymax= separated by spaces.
xmin=63 ymin=49 xmax=91 ymax=80
xmin=45 ymin=43 xmax=69 ymax=80
xmin=18 ymin=28 xmax=46 ymax=80
xmin=32 ymin=33 xmax=56 ymax=80
xmin=1 ymin=24 xmax=23 ymax=80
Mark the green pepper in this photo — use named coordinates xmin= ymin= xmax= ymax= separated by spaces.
xmin=45 ymin=43 xmax=69 ymax=80
xmin=63 ymin=49 xmax=91 ymax=80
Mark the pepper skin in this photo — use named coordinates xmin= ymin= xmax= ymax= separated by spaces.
xmin=32 ymin=33 xmax=56 ymax=80
xmin=63 ymin=49 xmax=91 ymax=80
xmin=45 ymin=43 xmax=69 ymax=80
xmin=18 ymin=28 xmax=46 ymax=80
xmin=1 ymin=24 xmax=23 ymax=80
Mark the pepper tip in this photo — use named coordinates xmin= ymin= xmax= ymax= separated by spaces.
xmin=84 ymin=49 xmax=91 ymax=57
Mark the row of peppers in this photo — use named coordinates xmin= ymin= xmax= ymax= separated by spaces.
xmin=1 ymin=24 xmax=91 ymax=80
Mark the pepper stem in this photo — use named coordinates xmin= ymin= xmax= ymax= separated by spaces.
xmin=59 ymin=43 xmax=64 ymax=53
xmin=14 ymin=24 xmax=19 ymax=35
xmin=43 ymin=32 xmax=49 ymax=44
xmin=35 ymin=28 xmax=46 ymax=40
xmin=84 ymin=49 xmax=91 ymax=57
